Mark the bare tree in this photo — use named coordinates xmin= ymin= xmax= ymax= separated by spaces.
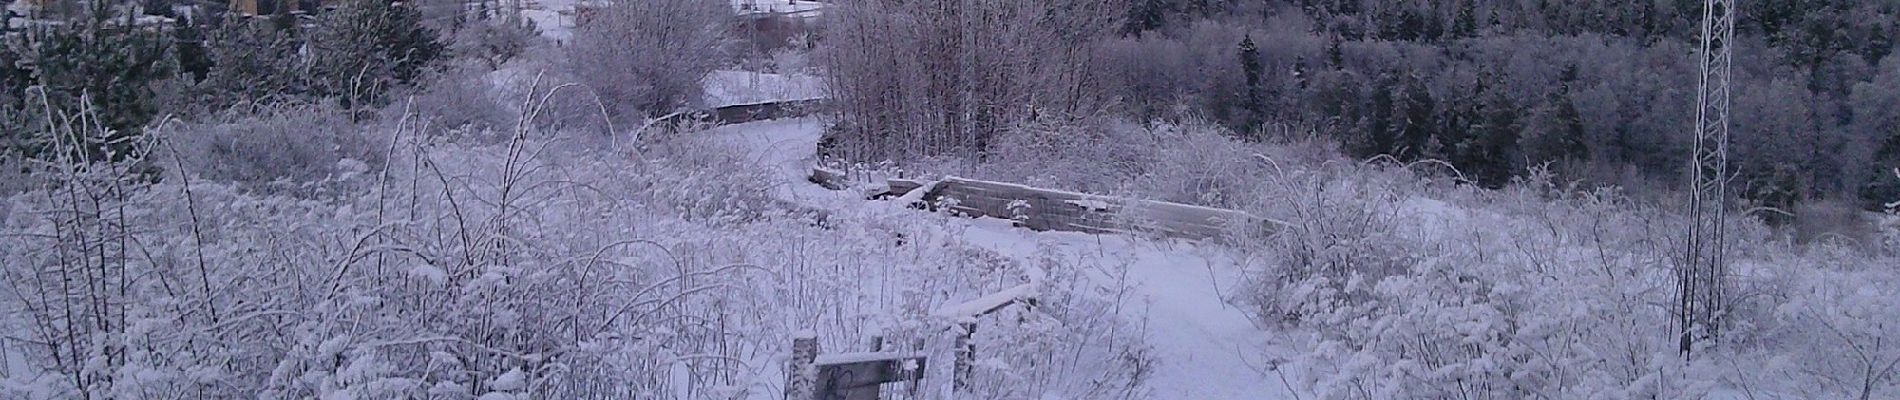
xmin=818 ymin=0 xmax=1124 ymax=164
xmin=562 ymin=0 xmax=731 ymax=123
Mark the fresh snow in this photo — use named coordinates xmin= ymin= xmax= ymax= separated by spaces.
xmin=701 ymin=117 xmax=1294 ymax=399
xmin=814 ymin=351 xmax=928 ymax=366
xmin=703 ymin=70 xmax=827 ymax=107
xmin=519 ymin=0 xmax=579 ymax=40
xmin=931 ymin=282 xmax=1038 ymax=320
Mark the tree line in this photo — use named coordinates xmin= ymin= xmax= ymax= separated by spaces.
xmin=2 ymin=0 xmax=449 ymax=160
xmin=1114 ymin=0 xmax=1900 ymax=212
xmin=819 ymin=0 xmax=1900 ymax=215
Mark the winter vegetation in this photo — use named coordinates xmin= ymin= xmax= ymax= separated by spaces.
xmin=2 ymin=0 xmax=1898 ymax=398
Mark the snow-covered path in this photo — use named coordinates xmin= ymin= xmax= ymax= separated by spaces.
xmin=701 ymin=119 xmax=1291 ymax=399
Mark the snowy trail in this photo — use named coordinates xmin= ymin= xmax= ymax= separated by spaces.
xmin=701 ymin=119 xmax=1291 ymax=399
xmin=954 ymin=224 xmax=1290 ymax=400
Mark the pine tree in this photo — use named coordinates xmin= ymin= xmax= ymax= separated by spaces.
xmin=309 ymin=0 xmax=445 ymax=114
xmin=1325 ymin=34 xmax=1344 ymax=69
xmin=1124 ymin=0 xmax=1169 ymax=34
xmin=6 ymin=0 xmax=174 ymax=157
xmin=1396 ymin=72 xmax=1436 ymax=159
xmin=1521 ymin=66 xmax=1589 ymax=168
xmin=1293 ymin=55 xmax=1309 ymax=90
xmin=202 ymin=15 xmax=307 ymax=108
xmin=1466 ymin=74 xmax=1523 ymax=187
xmin=1452 ymin=0 xmax=1477 ymax=39
xmin=1240 ymin=34 xmax=1266 ymax=137
xmin=1364 ymin=71 xmax=1398 ymax=157
xmin=174 ymin=14 xmax=210 ymax=82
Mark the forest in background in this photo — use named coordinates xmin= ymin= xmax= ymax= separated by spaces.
xmin=1105 ymin=0 xmax=1900 ymax=214
xmin=1 ymin=0 xmax=1899 ymax=398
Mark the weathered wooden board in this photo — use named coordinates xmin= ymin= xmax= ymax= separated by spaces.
xmin=710 ymin=99 xmax=828 ymax=124
xmin=815 ymin=353 xmax=927 ymax=400
xmin=886 ymin=177 xmax=1279 ymax=240
xmin=810 ymin=166 xmax=848 ymax=190
xmin=654 ymin=99 xmax=830 ymax=128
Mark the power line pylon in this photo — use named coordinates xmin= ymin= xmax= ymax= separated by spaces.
xmin=1679 ymin=0 xmax=1736 ymax=359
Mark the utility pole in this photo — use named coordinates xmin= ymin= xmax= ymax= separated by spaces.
xmin=1679 ymin=0 xmax=1735 ymax=359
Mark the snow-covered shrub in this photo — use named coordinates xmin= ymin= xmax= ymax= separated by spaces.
xmin=957 ymin=246 xmax=1152 ymax=400
xmin=2 ymin=86 xmax=1150 ymax=399
xmin=1218 ymin=147 xmax=1900 ymax=399
xmin=0 ymin=153 xmax=28 ymax=195
xmin=980 ymin=119 xmax=1158 ymax=194
xmin=769 ymin=47 xmax=812 ymax=74
xmin=452 ymin=17 xmax=539 ymax=71
xmin=561 ymin=0 xmax=728 ymax=122
xmin=157 ymin=104 xmax=381 ymax=195
xmin=1223 ymin=154 xmax=1779 ymax=399
xmin=1233 ymin=158 xmax=1416 ymax=329
xmin=400 ymin=66 xmax=515 ymax=138
xmin=1734 ymin=251 xmax=1900 ymax=400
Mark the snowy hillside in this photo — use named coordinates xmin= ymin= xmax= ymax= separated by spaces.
xmin=4 ymin=0 xmax=1898 ymax=399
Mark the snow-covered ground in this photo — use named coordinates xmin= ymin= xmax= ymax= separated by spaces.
xmin=701 ymin=117 xmax=1293 ymax=399
xmin=519 ymin=0 xmax=579 ymax=40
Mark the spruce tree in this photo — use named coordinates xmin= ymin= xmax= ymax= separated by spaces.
xmin=309 ymin=0 xmax=445 ymax=114
xmin=5 ymin=0 xmax=174 ymax=157
xmin=1452 ymin=0 xmax=1477 ymax=39
xmin=1240 ymin=34 xmax=1266 ymax=137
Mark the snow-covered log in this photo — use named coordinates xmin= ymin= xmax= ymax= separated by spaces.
xmin=884 ymin=176 xmax=1281 ymax=240
xmin=932 ymin=282 xmax=1038 ymax=320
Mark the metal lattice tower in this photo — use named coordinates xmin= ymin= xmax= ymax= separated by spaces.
xmin=1679 ymin=0 xmax=1736 ymax=359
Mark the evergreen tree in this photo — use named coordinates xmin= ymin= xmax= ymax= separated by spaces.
xmin=1451 ymin=0 xmax=1477 ymax=39
xmin=202 ymin=15 xmax=307 ymax=109
xmin=174 ymin=14 xmax=210 ymax=82
xmin=1239 ymin=34 xmax=1266 ymax=137
xmin=1364 ymin=71 xmax=1398 ymax=157
xmin=1395 ymin=72 xmax=1436 ymax=159
xmin=1325 ymin=34 xmax=1344 ymax=69
xmin=1520 ymin=66 xmax=1589 ymax=169
xmin=1124 ymin=0 xmax=1169 ymax=35
xmin=308 ymin=0 xmax=445 ymax=115
xmin=1465 ymin=74 xmax=1523 ymax=187
xmin=3 ymin=0 xmax=174 ymax=157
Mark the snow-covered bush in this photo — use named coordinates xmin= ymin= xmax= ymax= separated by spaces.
xmin=452 ymin=17 xmax=539 ymax=71
xmin=561 ymin=0 xmax=728 ymax=122
xmin=979 ymin=119 xmax=1158 ymax=195
xmin=1 ymin=83 xmax=1151 ymax=399
xmin=1216 ymin=147 xmax=1900 ymax=399
xmin=1227 ymin=162 xmax=1713 ymax=398
xmin=400 ymin=66 xmax=517 ymax=138
xmin=157 ymin=104 xmax=382 ymax=196
xmin=954 ymin=246 xmax=1152 ymax=400
xmin=1738 ymin=254 xmax=1900 ymax=400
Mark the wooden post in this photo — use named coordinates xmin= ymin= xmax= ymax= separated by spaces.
xmin=908 ymin=338 xmax=926 ymax=397
xmin=787 ymin=334 xmax=819 ymax=400
xmin=954 ymin=321 xmax=976 ymax=393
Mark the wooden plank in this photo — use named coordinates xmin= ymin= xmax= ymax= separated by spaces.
xmin=787 ymin=335 xmax=820 ymax=400
xmin=881 ymin=177 xmax=1281 ymax=240
xmin=810 ymin=166 xmax=847 ymax=190
xmin=815 ymin=355 xmax=927 ymax=400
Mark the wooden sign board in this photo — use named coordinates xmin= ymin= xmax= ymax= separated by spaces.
xmin=814 ymin=353 xmax=927 ymax=400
